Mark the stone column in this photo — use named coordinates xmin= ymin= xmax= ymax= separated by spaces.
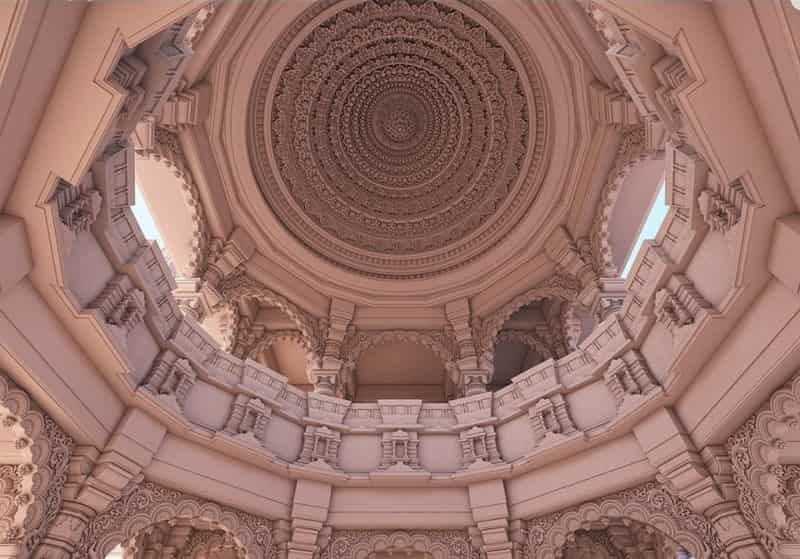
xmin=445 ymin=299 xmax=491 ymax=396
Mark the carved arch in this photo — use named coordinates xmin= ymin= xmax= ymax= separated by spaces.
xmin=526 ymin=481 xmax=724 ymax=559
xmin=246 ymin=329 xmax=311 ymax=361
xmin=135 ymin=128 xmax=209 ymax=278
xmin=341 ymin=329 xmax=459 ymax=371
xmin=589 ymin=126 xmax=663 ymax=278
xmin=727 ymin=371 xmax=800 ymax=554
xmin=495 ymin=329 xmax=554 ymax=360
xmin=0 ymin=372 xmax=73 ymax=558
xmin=76 ymin=481 xmax=274 ymax=559
xmin=476 ymin=274 xmax=581 ymax=355
xmin=218 ymin=273 xmax=324 ymax=355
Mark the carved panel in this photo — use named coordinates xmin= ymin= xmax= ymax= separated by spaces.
xmin=728 ymin=371 xmax=800 ymax=554
xmin=525 ymin=481 xmax=726 ymax=559
xmin=75 ymin=481 xmax=274 ymax=559
xmin=0 ymin=372 xmax=74 ymax=556
xmin=319 ymin=530 xmax=479 ymax=559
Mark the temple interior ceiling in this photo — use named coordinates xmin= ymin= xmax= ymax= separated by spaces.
xmin=249 ymin=0 xmax=544 ymax=279
xmin=139 ymin=0 xmax=635 ymax=397
xmin=4 ymin=0 xmax=800 ymax=557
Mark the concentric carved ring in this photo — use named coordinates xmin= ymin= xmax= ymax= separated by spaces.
xmin=249 ymin=0 xmax=549 ymax=278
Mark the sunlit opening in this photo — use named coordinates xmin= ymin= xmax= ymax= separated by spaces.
xmin=105 ymin=544 xmax=124 ymax=559
xmin=132 ymin=184 xmax=174 ymax=274
xmin=621 ymin=181 xmax=668 ymax=278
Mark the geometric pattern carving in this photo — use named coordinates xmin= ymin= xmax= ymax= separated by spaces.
xmin=0 ymin=372 xmax=73 ymax=557
xmin=74 ymin=481 xmax=274 ymax=559
xmin=250 ymin=0 xmax=546 ymax=278
xmin=525 ymin=481 xmax=727 ymax=559
xmin=319 ymin=530 xmax=479 ymax=559
xmin=728 ymin=371 xmax=800 ymax=554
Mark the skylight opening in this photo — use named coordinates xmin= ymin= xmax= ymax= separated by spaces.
xmin=132 ymin=183 xmax=175 ymax=275
xmin=621 ymin=181 xmax=668 ymax=278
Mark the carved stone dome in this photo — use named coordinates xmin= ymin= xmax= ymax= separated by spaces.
xmin=249 ymin=0 xmax=548 ymax=278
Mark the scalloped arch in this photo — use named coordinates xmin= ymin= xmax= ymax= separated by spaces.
xmin=76 ymin=481 xmax=274 ymax=559
xmin=0 ymin=372 xmax=73 ymax=557
xmin=526 ymin=481 xmax=724 ymax=559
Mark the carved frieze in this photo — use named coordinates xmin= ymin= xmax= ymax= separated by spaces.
xmin=319 ymin=530 xmax=479 ymax=559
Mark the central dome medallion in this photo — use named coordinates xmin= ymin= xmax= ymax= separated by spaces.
xmin=250 ymin=0 xmax=548 ymax=279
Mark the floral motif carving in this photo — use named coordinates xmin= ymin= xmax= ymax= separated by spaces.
xmin=0 ymin=372 xmax=74 ymax=556
xmin=250 ymin=0 xmax=548 ymax=278
xmin=74 ymin=481 xmax=275 ymax=559
xmin=319 ymin=530 xmax=479 ymax=559
xmin=525 ymin=481 xmax=726 ymax=559
xmin=727 ymin=371 xmax=800 ymax=554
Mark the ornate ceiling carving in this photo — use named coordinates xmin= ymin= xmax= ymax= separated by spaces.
xmin=249 ymin=0 xmax=548 ymax=278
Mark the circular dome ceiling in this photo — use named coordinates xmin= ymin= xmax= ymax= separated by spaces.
xmin=249 ymin=0 xmax=549 ymax=279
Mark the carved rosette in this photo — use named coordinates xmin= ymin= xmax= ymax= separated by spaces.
xmin=250 ymin=0 xmax=548 ymax=278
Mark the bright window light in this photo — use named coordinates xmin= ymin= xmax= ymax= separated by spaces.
xmin=621 ymin=181 xmax=668 ymax=278
xmin=132 ymin=184 xmax=174 ymax=274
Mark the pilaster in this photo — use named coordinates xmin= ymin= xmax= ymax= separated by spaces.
xmin=33 ymin=408 xmax=166 ymax=559
xmin=633 ymin=408 xmax=767 ymax=558
xmin=468 ymin=479 xmax=513 ymax=559
xmin=445 ymin=298 xmax=490 ymax=396
xmin=285 ymin=479 xmax=332 ymax=559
